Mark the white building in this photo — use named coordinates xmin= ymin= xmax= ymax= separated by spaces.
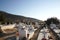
xmin=15 ymin=22 xmax=35 ymax=40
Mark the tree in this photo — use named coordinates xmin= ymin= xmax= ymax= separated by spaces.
xmin=45 ymin=17 xmax=59 ymax=25
xmin=0 ymin=13 xmax=6 ymax=24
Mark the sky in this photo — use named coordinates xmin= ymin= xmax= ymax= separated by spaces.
xmin=0 ymin=0 xmax=60 ymax=20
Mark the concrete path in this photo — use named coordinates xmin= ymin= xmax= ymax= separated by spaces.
xmin=29 ymin=27 xmax=43 ymax=40
xmin=37 ymin=28 xmax=51 ymax=40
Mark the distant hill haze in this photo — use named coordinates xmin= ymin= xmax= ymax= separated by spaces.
xmin=0 ymin=11 xmax=44 ymax=25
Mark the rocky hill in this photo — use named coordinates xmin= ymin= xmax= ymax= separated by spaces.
xmin=0 ymin=11 xmax=43 ymax=24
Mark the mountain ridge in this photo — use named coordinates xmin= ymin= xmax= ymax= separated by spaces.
xmin=0 ymin=11 xmax=43 ymax=24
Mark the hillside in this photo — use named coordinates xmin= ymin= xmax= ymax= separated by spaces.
xmin=0 ymin=11 xmax=43 ymax=24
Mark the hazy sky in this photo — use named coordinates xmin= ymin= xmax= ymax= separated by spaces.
xmin=0 ymin=0 xmax=60 ymax=20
